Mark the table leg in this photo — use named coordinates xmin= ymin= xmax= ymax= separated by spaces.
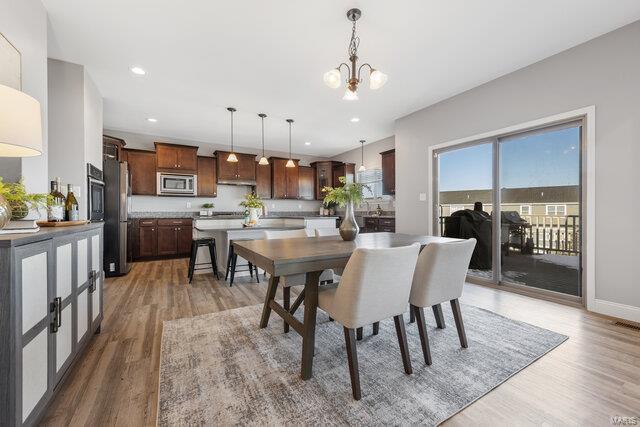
xmin=259 ymin=275 xmax=280 ymax=328
xmin=301 ymin=270 xmax=321 ymax=380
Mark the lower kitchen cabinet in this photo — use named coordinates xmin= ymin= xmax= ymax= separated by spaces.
xmin=134 ymin=218 xmax=192 ymax=259
xmin=0 ymin=223 xmax=103 ymax=426
xmin=362 ymin=217 xmax=396 ymax=233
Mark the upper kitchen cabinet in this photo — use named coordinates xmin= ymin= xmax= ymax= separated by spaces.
xmin=197 ymin=156 xmax=217 ymax=197
xmin=255 ymin=161 xmax=272 ymax=199
xmin=381 ymin=149 xmax=395 ymax=195
xmin=298 ymin=165 xmax=315 ymax=200
xmin=103 ymin=134 xmax=126 ymax=161
xmin=270 ymin=157 xmax=299 ymax=199
xmin=214 ymin=151 xmax=257 ymax=184
xmin=332 ymin=162 xmax=355 ymax=187
xmin=310 ymin=160 xmax=341 ymax=200
xmin=155 ymin=142 xmax=198 ymax=172
xmin=123 ymin=149 xmax=156 ymax=195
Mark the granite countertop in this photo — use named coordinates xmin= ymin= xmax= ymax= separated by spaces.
xmin=129 ymin=211 xmax=337 ymax=220
xmin=362 ymin=215 xmax=396 ymax=219
xmin=195 ymin=225 xmax=306 ymax=233
xmin=0 ymin=222 xmax=104 ymax=248
xmin=195 ymin=215 xmax=338 ymax=220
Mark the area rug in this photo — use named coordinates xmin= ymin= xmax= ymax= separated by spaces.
xmin=158 ymin=303 xmax=567 ymax=426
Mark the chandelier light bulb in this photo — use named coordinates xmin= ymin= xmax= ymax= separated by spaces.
xmin=258 ymin=156 xmax=269 ymax=166
xmin=323 ymin=69 xmax=342 ymax=89
xmin=369 ymin=69 xmax=388 ymax=90
xmin=343 ymin=88 xmax=359 ymax=101
xmin=227 ymin=152 xmax=238 ymax=162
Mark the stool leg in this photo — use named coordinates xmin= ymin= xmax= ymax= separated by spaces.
xmin=249 ymin=262 xmax=254 ymax=278
xmin=188 ymin=241 xmax=197 ymax=284
xmin=207 ymin=241 xmax=219 ymax=280
xmin=225 ymin=244 xmax=233 ymax=281
xmin=255 ymin=265 xmax=260 ymax=283
xmin=230 ymin=253 xmax=237 ymax=287
xmin=283 ymin=286 xmax=290 ymax=333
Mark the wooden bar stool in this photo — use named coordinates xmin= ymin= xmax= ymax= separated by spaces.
xmin=187 ymin=237 xmax=219 ymax=283
xmin=225 ymin=239 xmax=259 ymax=287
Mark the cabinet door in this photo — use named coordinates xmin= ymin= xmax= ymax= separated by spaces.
xmin=90 ymin=232 xmax=102 ymax=325
xmin=314 ymin=161 xmax=332 ymax=200
xmin=177 ymin=226 xmax=193 ymax=255
xmin=126 ymin=150 xmax=157 ymax=195
xmin=138 ymin=225 xmax=157 ymax=257
xmin=255 ymin=162 xmax=271 ymax=199
xmin=271 ymin=159 xmax=287 ymax=199
xmin=76 ymin=236 xmax=90 ymax=345
xmin=177 ymin=147 xmax=198 ymax=171
xmin=53 ymin=238 xmax=74 ymax=382
xmin=15 ymin=240 xmax=53 ymax=424
xmin=216 ymin=153 xmax=238 ymax=181
xmin=157 ymin=226 xmax=177 ymax=255
xmin=381 ymin=150 xmax=395 ymax=195
xmin=156 ymin=145 xmax=178 ymax=169
xmin=197 ymin=156 xmax=217 ymax=197
xmin=285 ymin=161 xmax=299 ymax=199
xmin=298 ymin=166 xmax=314 ymax=200
xmin=237 ymin=154 xmax=256 ymax=181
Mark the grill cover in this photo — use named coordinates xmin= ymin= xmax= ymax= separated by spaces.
xmin=443 ymin=209 xmax=492 ymax=270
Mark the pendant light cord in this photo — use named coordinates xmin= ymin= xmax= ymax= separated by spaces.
xmin=261 ymin=116 xmax=265 ymax=156
xmin=230 ymin=109 xmax=234 ymax=152
xmin=288 ymin=121 xmax=292 ymax=158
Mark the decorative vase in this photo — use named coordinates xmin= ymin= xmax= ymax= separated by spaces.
xmin=0 ymin=195 xmax=11 ymax=229
xmin=248 ymin=207 xmax=261 ymax=226
xmin=10 ymin=201 xmax=29 ymax=220
xmin=339 ymin=201 xmax=359 ymax=241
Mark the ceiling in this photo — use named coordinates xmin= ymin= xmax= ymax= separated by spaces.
xmin=43 ymin=1 xmax=640 ymax=157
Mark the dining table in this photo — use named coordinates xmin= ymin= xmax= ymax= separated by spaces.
xmin=232 ymin=232 xmax=461 ymax=380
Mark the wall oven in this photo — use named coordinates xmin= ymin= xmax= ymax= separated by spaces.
xmin=87 ymin=163 xmax=105 ymax=221
xmin=157 ymin=172 xmax=197 ymax=196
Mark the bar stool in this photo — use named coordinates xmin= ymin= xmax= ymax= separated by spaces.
xmin=225 ymin=239 xmax=259 ymax=287
xmin=187 ymin=237 xmax=219 ymax=283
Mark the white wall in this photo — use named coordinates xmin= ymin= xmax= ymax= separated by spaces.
xmin=0 ymin=0 xmax=48 ymax=193
xmin=394 ymin=21 xmax=640 ymax=318
xmin=104 ymin=129 xmax=324 ymax=213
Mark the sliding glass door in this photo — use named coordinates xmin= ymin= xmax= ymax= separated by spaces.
xmin=434 ymin=121 xmax=583 ymax=299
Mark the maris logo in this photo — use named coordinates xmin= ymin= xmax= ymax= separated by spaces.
xmin=611 ymin=416 xmax=638 ymax=425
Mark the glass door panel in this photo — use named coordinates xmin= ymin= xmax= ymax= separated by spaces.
xmin=499 ymin=124 xmax=582 ymax=296
xmin=436 ymin=143 xmax=494 ymax=280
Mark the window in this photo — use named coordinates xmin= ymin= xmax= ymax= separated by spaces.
xmin=520 ymin=205 xmax=532 ymax=215
xmin=357 ymin=168 xmax=383 ymax=199
xmin=545 ymin=204 xmax=566 ymax=216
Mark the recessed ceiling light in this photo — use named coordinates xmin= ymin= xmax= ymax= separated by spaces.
xmin=130 ymin=66 xmax=146 ymax=75
xmin=304 ymin=141 xmax=311 ymax=146
xmin=146 ymin=118 xmax=157 ymax=122
xmin=350 ymin=117 xmax=360 ymax=122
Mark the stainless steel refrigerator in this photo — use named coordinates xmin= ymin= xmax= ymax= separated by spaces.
xmin=103 ymin=158 xmax=132 ymax=276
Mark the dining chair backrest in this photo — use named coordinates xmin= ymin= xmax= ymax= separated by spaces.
xmin=314 ymin=227 xmax=340 ymax=237
xmin=409 ymin=239 xmax=476 ymax=308
xmin=262 ymin=229 xmax=311 ymax=240
xmin=332 ymin=243 xmax=421 ymax=329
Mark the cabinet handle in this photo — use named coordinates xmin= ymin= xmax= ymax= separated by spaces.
xmin=177 ymin=227 xmax=181 ymax=230
xmin=89 ymin=270 xmax=98 ymax=293
xmin=50 ymin=297 xmax=62 ymax=333
xmin=151 ymin=228 xmax=155 ymax=231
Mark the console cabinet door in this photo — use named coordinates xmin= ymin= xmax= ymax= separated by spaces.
xmin=90 ymin=231 xmax=103 ymax=328
xmin=15 ymin=240 xmax=53 ymax=425
xmin=76 ymin=236 xmax=90 ymax=346
xmin=53 ymin=237 xmax=75 ymax=384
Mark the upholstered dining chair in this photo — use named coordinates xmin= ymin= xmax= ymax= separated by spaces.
xmin=313 ymin=228 xmax=344 ymax=281
xmin=409 ymin=238 xmax=476 ymax=365
xmin=318 ymin=243 xmax=421 ymax=400
xmin=261 ymin=229 xmax=334 ymax=333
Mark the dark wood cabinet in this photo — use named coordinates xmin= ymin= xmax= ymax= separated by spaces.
xmin=133 ymin=218 xmax=192 ymax=259
xmin=214 ymin=151 xmax=257 ymax=184
xmin=333 ymin=162 xmax=355 ymax=187
xmin=362 ymin=216 xmax=395 ymax=233
xmin=124 ymin=149 xmax=157 ymax=195
xmin=197 ymin=156 xmax=217 ymax=197
xmin=271 ymin=157 xmax=299 ymax=199
xmin=311 ymin=161 xmax=343 ymax=200
xmin=103 ymin=134 xmax=126 ymax=161
xmin=155 ymin=142 xmax=198 ymax=172
xmin=381 ymin=149 xmax=395 ymax=195
xmin=298 ymin=166 xmax=315 ymax=200
xmin=255 ymin=161 xmax=272 ymax=199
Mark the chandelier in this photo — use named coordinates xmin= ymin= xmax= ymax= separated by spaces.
xmin=323 ymin=8 xmax=388 ymax=100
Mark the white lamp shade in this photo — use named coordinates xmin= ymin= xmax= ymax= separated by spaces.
xmin=227 ymin=152 xmax=238 ymax=162
xmin=342 ymin=88 xmax=359 ymax=101
xmin=323 ymin=69 xmax=342 ymax=89
xmin=0 ymin=84 xmax=42 ymax=157
xmin=369 ymin=69 xmax=388 ymax=90
xmin=358 ymin=164 xmax=366 ymax=172
xmin=258 ymin=156 xmax=269 ymax=166
xmin=285 ymin=159 xmax=296 ymax=168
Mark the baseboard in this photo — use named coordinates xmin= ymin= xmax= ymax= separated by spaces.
xmin=592 ymin=299 xmax=640 ymax=323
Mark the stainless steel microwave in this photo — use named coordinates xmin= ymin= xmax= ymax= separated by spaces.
xmin=157 ymin=173 xmax=197 ymax=196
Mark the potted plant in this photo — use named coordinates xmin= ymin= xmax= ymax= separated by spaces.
xmin=322 ymin=177 xmax=368 ymax=241
xmin=201 ymin=202 xmax=215 ymax=216
xmin=0 ymin=177 xmax=50 ymax=225
xmin=239 ymin=192 xmax=264 ymax=227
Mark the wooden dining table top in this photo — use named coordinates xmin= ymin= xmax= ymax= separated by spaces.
xmin=233 ymin=232 xmax=461 ymax=276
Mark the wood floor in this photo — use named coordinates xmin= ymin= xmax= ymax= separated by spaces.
xmin=41 ymin=259 xmax=640 ymax=426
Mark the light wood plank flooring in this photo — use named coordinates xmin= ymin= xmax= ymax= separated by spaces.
xmin=40 ymin=259 xmax=640 ymax=426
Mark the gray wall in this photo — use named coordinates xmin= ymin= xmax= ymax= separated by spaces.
xmin=394 ymin=21 xmax=640 ymax=309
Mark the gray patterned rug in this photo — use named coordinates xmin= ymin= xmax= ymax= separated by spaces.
xmin=158 ymin=303 xmax=567 ymax=426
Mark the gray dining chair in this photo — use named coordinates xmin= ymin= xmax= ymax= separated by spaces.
xmin=318 ymin=243 xmax=421 ymax=400
xmin=261 ymin=229 xmax=334 ymax=333
xmin=409 ymin=238 xmax=476 ymax=365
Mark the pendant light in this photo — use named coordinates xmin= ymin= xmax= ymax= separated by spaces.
xmin=258 ymin=113 xmax=269 ymax=165
xmin=226 ymin=107 xmax=238 ymax=162
xmin=285 ymin=119 xmax=295 ymax=168
xmin=358 ymin=139 xmax=366 ymax=172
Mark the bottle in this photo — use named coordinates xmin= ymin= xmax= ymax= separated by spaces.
xmin=65 ymin=184 xmax=79 ymax=221
xmin=48 ymin=178 xmax=65 ymax=222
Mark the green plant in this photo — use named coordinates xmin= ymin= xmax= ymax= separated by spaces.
xmin=0 ymin=177 xmax=51 ymax=220
xmin=322 ymin=176 xmax=369 ymax=208
xmin=239 ymin=192 xmax=264 ymax=209
xmin=201 ymin=202 xmax=215 ymax=209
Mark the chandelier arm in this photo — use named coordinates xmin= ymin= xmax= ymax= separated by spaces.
xmin=357 ymin=63 xmax=373 ymax=82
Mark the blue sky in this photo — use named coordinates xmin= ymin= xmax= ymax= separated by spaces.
xmin=439 ymin=127 xmax=580 ymax=191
